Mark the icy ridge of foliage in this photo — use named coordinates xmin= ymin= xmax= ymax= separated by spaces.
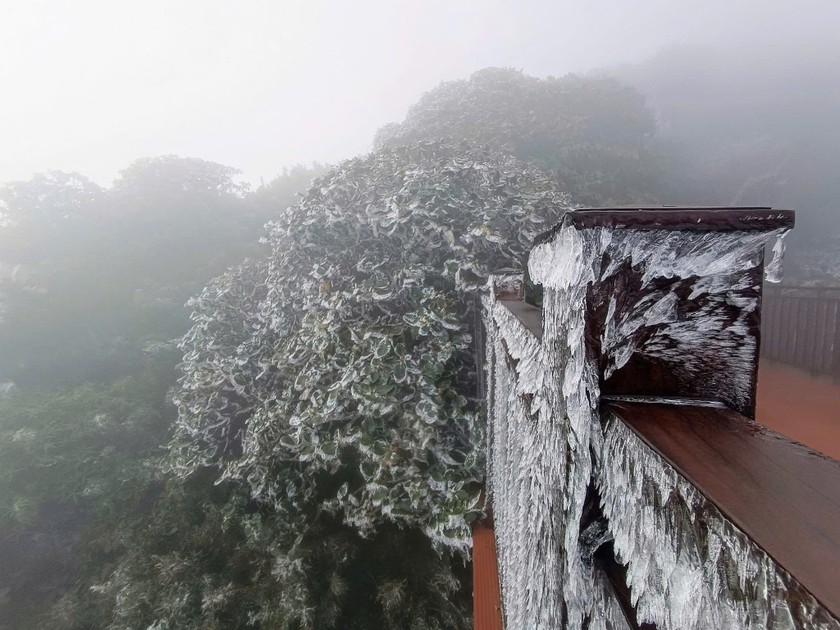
xmin=601 ymin=414 xmax=840 ymax=630
xmin=487 ymin=217 xmax=790 ymax=627
xmin=173 ymin=140 xmax=569 ymax=550
xmin=374 ymin=68 xmax=654 ymax=165
xmin=373 ymin=67 xmax=660 ymax=206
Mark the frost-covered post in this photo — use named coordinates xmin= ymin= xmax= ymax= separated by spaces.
xmin=483 ymin=207 xmax=836 ymax=630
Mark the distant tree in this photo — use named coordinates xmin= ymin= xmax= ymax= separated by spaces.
xmin=0 ymin=157 xmax=275 ymax=389
xmin=113 ymin=155 xmax=250 ymax=200
xmin=0 ymin=171 xmax=103 ymax=225
xmin=0 ymin=171 xmax=104 ymax=268
xmin=375 ymin=67 xmax=661 ymax=205
xmin=254 ymin=162 xmax=330 ymax=207
xmin=608 ymin=42 xmax=840 ymax=262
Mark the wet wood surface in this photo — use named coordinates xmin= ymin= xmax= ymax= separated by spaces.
xmin=757 ymin=360 xmax=840 ymax=461
xmin=607 ymin=400 xmax=840 ymax=620
xmin=472 ymin=518 xmax=504 ymax=630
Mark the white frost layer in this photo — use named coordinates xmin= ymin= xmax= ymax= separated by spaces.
xmin=600 ymin=415 xmax=840 ymax=630
xmin=765 ymin=232 xmax=788 ymax=284
xmin=485 ymin=267 xmax=606 ymax=628
xmin=486 ymin=220 xmax=803 ymax=628
xmin=486 ymin=291 xmax=567 ymax=626
xmin=529 ymin=225 xmax=788 ymax=411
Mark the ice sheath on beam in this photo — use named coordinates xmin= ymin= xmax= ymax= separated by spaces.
xmin=481 ymin=207 xmax=834 ymax=629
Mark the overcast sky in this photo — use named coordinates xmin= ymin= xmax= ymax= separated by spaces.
xmin=2 ymin=0 xmax=838 ymax=187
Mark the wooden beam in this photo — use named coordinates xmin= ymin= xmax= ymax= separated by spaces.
xmin=607 ymin=400 xmax=840 ymax=620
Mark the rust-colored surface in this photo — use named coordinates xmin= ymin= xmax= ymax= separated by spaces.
xmin=472 ymin=518 xmax=504 ymax=630
xmin=756 ymin=360 xmax=840 ymax=461
xmin=607 ymin=401 xmax=840 ymax=621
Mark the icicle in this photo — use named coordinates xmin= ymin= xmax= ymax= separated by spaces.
xmin=764 ymin=230 xmax=789 ymax=284
xmin=485 ymin=218 xmax=800 ymax=629
xmin=600 ymin=415 xmax=840 ymax=630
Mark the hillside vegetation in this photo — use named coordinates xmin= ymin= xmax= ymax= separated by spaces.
xmin=1 ymin=65 xmax=834 ymax=628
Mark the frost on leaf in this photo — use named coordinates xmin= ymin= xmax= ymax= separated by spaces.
xmin=172 ymin=140 xmax=569 ymax=550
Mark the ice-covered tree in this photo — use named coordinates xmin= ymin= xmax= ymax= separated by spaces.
xmin=375 ymin=67 xmax=660 ymax=205
xmin=171 ymin=140 xmax=569 ymax=551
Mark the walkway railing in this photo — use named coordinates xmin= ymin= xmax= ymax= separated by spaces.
xmin=480 ymin=207 xmax=840 ymax=628
xmin=762 ymin=285 xmax=840 ymax=377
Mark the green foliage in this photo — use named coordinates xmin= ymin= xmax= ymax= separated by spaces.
xmin=172 ymin=140 xmax=568 ymax=554
xmin=0 ymin=363 xmax=175 ymax=529
xmin=0 ymin=157 xmax=320 ymax=389
xmin=375 ymin=67 xmax=661 ymax=205
xmin=0 ymin=158 xmax=325 ymax=627
xmin=0 ymin=360 xmax=176 ymax=627
xmin=47 ymin=469 xmax=469 ymax=630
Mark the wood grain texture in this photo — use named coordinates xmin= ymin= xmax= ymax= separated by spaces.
xmin=607 ymin=400 xmax=840 ymax=620
xmin=472 ymin=519 xmax=504 ymax=630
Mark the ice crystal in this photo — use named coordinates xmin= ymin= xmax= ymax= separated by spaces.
xmin=601 ymin=415 xmax=840 ymax=629
xmin=172 ymin=140 xmax=570 ymax=551
xmin=764 ymin=232 xmax=788 ymax=284
xmin=484 ymin=214 xmax=818 ymax=629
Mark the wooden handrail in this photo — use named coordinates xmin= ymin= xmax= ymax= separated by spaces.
xmin=607 ymin=399 xmax=840 ymax=620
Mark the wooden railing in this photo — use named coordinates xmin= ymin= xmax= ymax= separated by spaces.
xmin=607 ymin=399 xmax=840 ymax=622
xmin=480 ymin=207 xmax=840 ymax=628
xmin=762 ymin=285 xmax=840 ymax=377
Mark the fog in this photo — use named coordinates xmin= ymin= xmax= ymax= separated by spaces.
xmin=2 ymin=2 xmax=840 ymax=627
xmin=2 ymin=0 xmax=838 ymax=186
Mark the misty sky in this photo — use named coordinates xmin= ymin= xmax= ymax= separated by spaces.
xmin=2 ymin=0 xmax=838 ymax=187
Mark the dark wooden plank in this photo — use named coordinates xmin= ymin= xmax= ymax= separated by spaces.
xmin=606 ymin=401 xmax=840 ymax=620
xmin=795 ymin=297 xmax=808 ymax=367
xmin=775 ymin=293 xmax=786 ymax=358
xmin=771 ymin=291 xmax=784 ymax=360
xmin=762 ymin=287 xmax=782 ymax=361
xmin=814 ymin=297 xmax=829 ymax=373
xmin=822 ymin=297 xmax=837 ymax=374
xmin=498 ymin=297 xmax=542 ymax=340
xmin=534 ymin=207 xmax=794 ymax=245
xmin=830 ymin=298 xmax=840 ymax=376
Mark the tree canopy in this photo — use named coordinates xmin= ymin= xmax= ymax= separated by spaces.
xmin=0 ymin=158 xmax=325 ymax=627
xmin=102 ymin=140 xmax=566 ymax=628
xmin=172 ymin=140 xmax=568 ymax=548
xmin=375 ymin=68 xmax=660 ymax=205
